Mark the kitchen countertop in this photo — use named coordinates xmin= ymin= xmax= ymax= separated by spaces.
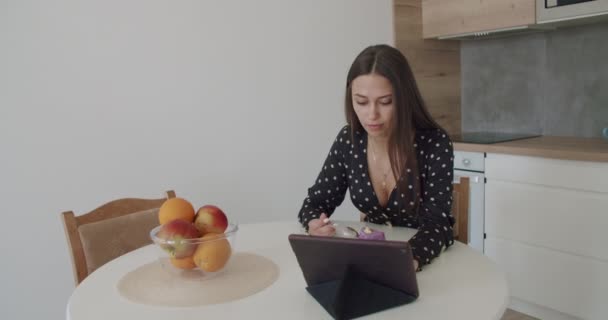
xmin=453 ymin=136 xmax=608 ymax=162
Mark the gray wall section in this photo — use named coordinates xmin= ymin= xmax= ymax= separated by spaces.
xmin=462 ymin=22 xmax=608 ymax=138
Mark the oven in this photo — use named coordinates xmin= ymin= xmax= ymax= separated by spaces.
xmin=453 ymin=151 xmax=485 ymax=253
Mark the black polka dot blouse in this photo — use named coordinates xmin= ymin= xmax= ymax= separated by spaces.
xmin=298 ymin=125 xmax=456 ymax=268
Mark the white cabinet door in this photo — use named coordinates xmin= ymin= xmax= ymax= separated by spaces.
xmin=485 ymin=153 xmax=608 ymax=193
xmin=485 ymin=237 xmax=608 ymax=320
xmin=485 ymin=179 xmax=608 ymax=260
xmin=485 ymin=153 xmax=608 ymax=320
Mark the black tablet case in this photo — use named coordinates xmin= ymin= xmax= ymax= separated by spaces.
xmin=288 ymin=234 xmax=419 ymax=320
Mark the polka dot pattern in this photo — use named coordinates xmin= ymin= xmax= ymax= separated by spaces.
xmin=298 ymin=125 xmax=456 ymax=267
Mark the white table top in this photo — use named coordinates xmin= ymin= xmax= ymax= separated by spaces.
xmin=67 ymin=221 xmax=508 ymax=320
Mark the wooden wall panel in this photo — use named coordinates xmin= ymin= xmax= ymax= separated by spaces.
xmin=394 ymin=0 xmax=461 ymax=136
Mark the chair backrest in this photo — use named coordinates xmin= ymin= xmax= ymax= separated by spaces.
xmin=452 ymin=177 xmax=470 ymax=243
xmin=61 ymin=190 xmax=176 ymax=285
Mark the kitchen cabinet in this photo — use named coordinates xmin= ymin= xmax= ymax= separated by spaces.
xmin=484 ymin=153 xmax=608 ymax=320
xmin=422 ymin=0 xmax=536 ymax=39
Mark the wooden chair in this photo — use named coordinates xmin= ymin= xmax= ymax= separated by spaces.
xmin=452 ymin=177 xmax=470 ymax=244
xmin=61 ymin=190 xmax=176 ymax=285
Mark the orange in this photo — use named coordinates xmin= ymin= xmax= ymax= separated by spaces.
xmin=170 ymin=256 xmax=196 ymax=269
xmin=158 ymin=197 xmax=195 ymax=225
xmin=192 ymin=233 xmax=232 ymax=272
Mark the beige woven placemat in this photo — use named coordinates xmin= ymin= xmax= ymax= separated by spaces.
xmin=117 ymin=252 xmax=280 ymax=307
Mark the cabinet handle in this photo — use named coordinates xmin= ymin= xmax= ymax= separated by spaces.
xmin=462 ymin=158 xmax=471 ymax=166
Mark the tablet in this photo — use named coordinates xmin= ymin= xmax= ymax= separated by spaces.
xmin=288 ymin=234 xmax=419 ymax=306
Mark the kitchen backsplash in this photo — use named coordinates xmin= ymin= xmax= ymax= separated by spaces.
xmin=461 ymin=22 xmax=608 ymax=138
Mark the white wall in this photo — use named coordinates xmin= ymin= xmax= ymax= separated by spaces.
xmin=0 ymin=0 xmax=393 ymax=319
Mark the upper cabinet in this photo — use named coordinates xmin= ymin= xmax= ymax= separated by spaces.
xmin=422 ymin=0 xmax=536 ymax=39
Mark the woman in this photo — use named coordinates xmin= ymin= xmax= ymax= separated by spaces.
xmin=297 ymin=44 xmax=455 ymax=271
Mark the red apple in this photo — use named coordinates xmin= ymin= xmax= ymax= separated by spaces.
xmin=194 ymin=205 xmax=228 ymax=235
xmin=156 ymin=219 xmax=201 ymax=258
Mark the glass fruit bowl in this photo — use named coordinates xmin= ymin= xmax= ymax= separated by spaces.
xmin=149 ymin=223 xmax=238 ymax=279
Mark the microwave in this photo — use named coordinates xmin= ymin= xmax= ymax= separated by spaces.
xmin=537 ymin=0 xmax=608 ymax=23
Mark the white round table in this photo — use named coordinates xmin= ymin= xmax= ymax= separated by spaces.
xmin=67 ymin=221 xmax=508 ymax=320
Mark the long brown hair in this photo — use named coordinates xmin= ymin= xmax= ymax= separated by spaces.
xmin=344 ymin=44 xmax=444 ymax=210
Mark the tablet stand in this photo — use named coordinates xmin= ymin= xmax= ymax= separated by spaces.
xmin=305 ymin=265 xmax=417 ymax=320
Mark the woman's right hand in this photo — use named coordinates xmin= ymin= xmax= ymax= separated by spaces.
xmin=307 ymin=213 xmax=336 ymax=236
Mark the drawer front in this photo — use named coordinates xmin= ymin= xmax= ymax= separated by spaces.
xmin=486 ymin=153 xmax=608 ymax=193
xmin=485 ymin=179 xmax=608 ymax=261
xmin=454 ymin=151 xmax=485 ymax=171
xmin=486 ymin=237 xmax=608 ymax=320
